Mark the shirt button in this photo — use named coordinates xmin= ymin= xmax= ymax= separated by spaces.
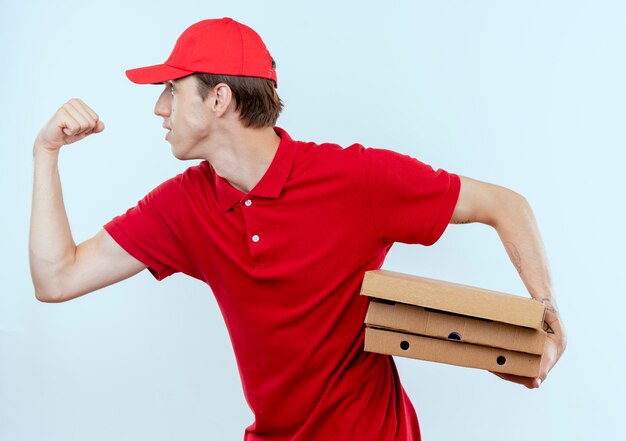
xmin=244 ymin=199 xmax=252 ymax=207
xmin=252 ymin=234 xmax=260 ymax=243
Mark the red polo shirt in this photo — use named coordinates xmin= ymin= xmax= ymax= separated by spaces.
xmin=104 ymin=127 xmax=460 ymax=441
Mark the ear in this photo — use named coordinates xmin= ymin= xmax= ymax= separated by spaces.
xmin=211 ymin=83 xmax=233 ymax=117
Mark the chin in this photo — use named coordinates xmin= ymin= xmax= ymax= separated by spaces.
xmin=171 ymin=150 xmax=187 ymax=160
xmin=170 ymin=146 xmax=195 ymax=161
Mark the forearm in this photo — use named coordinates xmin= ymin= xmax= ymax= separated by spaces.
xmin=29 ymin=144 xmax=76 ymax=299
xmin=453 ymin=177 xmax=566 ymax=385
xmin=493 ymin=196 xmax=565 ymax=343
xmin=493 ymin=196 xmax=553 ymax=303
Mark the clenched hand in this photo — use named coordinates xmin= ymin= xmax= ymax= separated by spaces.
xmin=35 ymin=98 xmax=105 ymax=152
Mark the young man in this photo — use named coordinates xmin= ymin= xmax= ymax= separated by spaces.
xmin=29 ymin=17 xmax=566 ymax=441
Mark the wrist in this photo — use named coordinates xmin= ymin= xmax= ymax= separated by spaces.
xmin=540 ymin=297 xmax=559 ymax=316
xmin=33 ymin=140 xmax=61 ymax=159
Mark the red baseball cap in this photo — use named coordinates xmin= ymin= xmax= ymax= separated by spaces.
xmin=125 ymin=17 xmax=277 ymax=86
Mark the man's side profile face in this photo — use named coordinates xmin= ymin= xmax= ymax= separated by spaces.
xmin=154 ymin=75 xmax=232 ymax=161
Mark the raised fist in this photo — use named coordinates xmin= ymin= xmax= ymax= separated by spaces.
xmin=35 ymin=99 xmax=105 ymax=152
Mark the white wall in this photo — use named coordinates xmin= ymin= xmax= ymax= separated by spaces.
xmin=2 ymin=1 xmax=624 ymax=440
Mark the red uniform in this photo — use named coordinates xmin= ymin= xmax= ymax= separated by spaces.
xmin=104 ymin=127 xmax=461 ymax=440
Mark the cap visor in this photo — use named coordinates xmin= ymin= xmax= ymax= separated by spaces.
xmin=125 ymin=63 xmax=194 ymax=84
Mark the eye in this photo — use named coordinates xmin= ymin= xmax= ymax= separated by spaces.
xmin=169 ymin=84 xmax=175 ymax=96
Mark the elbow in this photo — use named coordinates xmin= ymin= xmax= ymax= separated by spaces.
xmin=30 ymin=259 xmax=71 ymax=303
xmin=453 ymin=177 xmax=532 ymax=228
xmin=491 ymin=190 xmax=532 ymax=230
xmin=35 ymin=290 xmax=63 ymax=303
xmin=33 ymin=283 xmax=66 ymax=303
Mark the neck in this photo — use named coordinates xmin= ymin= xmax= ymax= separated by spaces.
xmin=204 ymin=125 xmax=281 ymax=193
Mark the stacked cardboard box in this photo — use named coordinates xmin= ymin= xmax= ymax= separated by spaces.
xmin=361 ymin=270 xmax=547 ymax=377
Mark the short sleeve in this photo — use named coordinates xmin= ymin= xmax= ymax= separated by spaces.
xmin=362 ymin=147 xmax=461 ymax=246
xmin=103 ymin=175 xmax=196 ymax=281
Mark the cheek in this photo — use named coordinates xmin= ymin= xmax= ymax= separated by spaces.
xmin=185 ymin=106 xmax=211 ymax=135
xmin=170 ymin=95 xmax=210 ymax=138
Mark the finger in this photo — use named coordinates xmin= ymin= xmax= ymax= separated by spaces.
xmin=70 ymin=99 xmax=105 ymax=134
xmin=63 ymin=131 xmax=92 ymax=144
xmin=536 ymin=338 xmax=557 ymax=386
xmin=489 ymin=371 xmax=537 ymax=389
xmin=58 ymin=108 xmax=83 ymax=136
xmin=61 ymin=104 xmax=90 ymax=136
xmin=64 ymin=100 xmax=93 ymax=134
xmin=73 ymin=99 xmax=100 ymax=122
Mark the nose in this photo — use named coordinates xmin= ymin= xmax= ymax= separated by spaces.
xmin=154 ymin=88 xmax=171 ymax=118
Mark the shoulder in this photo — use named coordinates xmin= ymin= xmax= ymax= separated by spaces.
xmin=295 ymin=137 xmax=366 ymax=167
xmin=296 ymin=139 xmax=434 ymax=178
xmin=294 ymin=135 xmax=421 ymax=167
xmin=361 ymin=147 xmax=448 ymax=182
xmin=285 ymin=128 xmax=440 ymax=180
xmin=291 ymin=134 xmax=435 ymax=184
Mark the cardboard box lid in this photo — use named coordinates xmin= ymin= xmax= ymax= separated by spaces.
xmin=365 ymin=300 xmax=547 ymax=354
xmin=361 ymin=270 xmax=546 ymax=329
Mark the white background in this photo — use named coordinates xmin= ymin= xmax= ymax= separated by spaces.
xmin=1 ymin=1 xmax=624 ymax=440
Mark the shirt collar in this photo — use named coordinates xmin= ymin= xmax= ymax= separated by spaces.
xmin=213 ymin=127 xmax=298 ymax=213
